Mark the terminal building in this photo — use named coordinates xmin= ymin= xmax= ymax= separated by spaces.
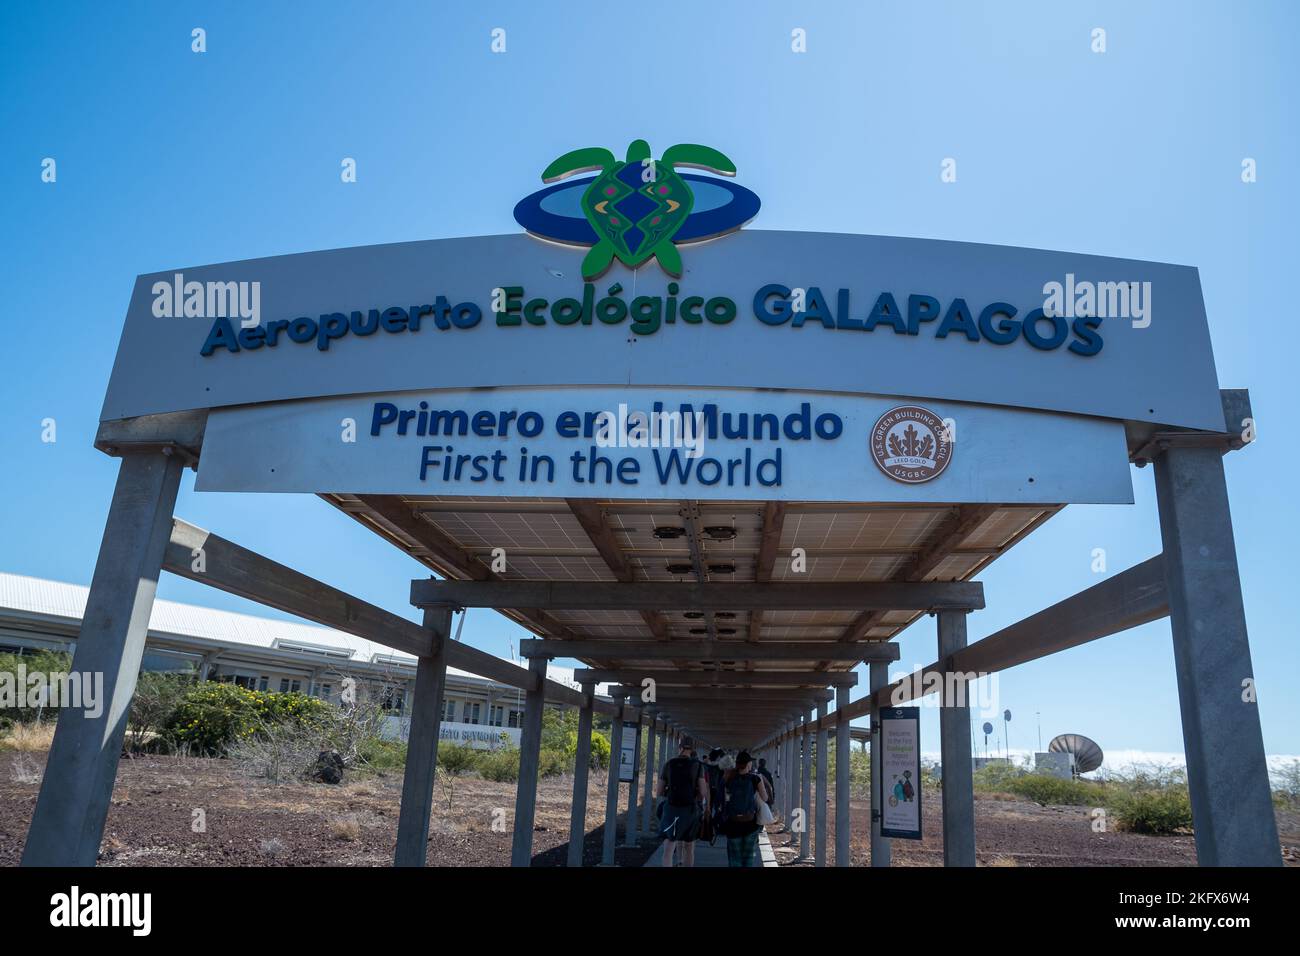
xmin=0 ymin=571 xmax=600 ymax=749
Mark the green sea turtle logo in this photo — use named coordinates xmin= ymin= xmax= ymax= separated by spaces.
xmin=540 ymin=139 xmax=737 ymax=280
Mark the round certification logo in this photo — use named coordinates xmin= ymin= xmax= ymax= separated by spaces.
xmin=870 ymin=405 xmax=953 ymax=484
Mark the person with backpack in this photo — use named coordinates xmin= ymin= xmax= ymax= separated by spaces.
xmin=720 ymin=750 xmax=769 ymax=867
xmin=657 ymin=736 xmax=709 ymax=867
xmin=756 ymin=758 xmax=775 ymax=806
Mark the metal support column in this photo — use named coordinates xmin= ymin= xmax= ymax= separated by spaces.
xmin=640 ymin=710 xmax=658 ymax=838
xmin=938 ymin=610 xmax=976 ymax=867
xmin=783 ymin=720 xmax=796 ymax=826
xmin=815 ymin=697 xmax=829 ymax=867
xmin=601 ymin=692 xmax=626 ymax=865
xmin=835 ymin=684 xmax=851 ymax=867
xmin=393 ymin=606 xmax=451 ymax=866
xmin=799 ymin=711 xmax=813 ymax=860
xmin=869 ymin=660 xmax=891 ymax=867
xmin=566 ymin=680 xmax=596 ymax=867
xmin=23 ymin=451 xmax=184 ymax=867
xmin=509 ymin=655 xmax=549 ymax=867
xmin=1154 ymin=442 xmax=1281 ymax=865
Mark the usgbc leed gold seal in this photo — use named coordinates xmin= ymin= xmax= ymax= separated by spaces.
xmin=870 ymin=405 xmax=952 ymax=483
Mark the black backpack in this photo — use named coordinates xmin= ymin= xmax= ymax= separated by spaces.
xmin=723 ymin=773 xmax=758 ymax=823
xmin=758 ymin=768 xmax=775 ymax=804
xmin=665 ymin=756 xmax=700 ymax=806
xmin=706 ymin=764 xmax=725 ymax=808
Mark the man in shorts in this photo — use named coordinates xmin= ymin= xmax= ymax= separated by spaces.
xmin=657 ymin=736 xmax=709 ymax=867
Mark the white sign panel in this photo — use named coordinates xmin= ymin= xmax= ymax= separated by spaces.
xmin=196 ymin=386 xmax=1133 ymax=504
xmin=879 ymin=707 xmax=922 ymax=840
xmin=386 ymin=718 xmax=521 ymax=751
xmin=619 ymin=724 xmax=640 ymax=784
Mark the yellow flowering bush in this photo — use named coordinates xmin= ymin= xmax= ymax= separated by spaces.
xmin=165 ymin=682 xmax=327 ymax=755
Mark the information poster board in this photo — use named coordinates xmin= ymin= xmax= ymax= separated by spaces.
xmin=879 ymin=707 xmax=922 ymax=840
xmin=619 ymin=725 xmax=640 ymax=784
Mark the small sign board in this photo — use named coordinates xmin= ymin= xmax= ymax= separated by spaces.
xmin=878 ymin=706 xmax=922 ymax=840
xmin=619 ymin=724 xmax=641 ymax=784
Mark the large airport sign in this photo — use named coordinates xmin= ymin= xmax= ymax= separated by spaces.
xmin=103 ymin=230 xmax=1224 ymax=433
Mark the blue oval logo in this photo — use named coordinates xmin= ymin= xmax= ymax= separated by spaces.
xmin=514 ymin=173 xmax=761 ymax=248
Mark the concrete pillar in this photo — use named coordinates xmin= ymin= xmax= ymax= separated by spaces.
xmin=799 ymin=711 xmax=813 ymax=860
xmin=938 ymin=610 xmax=976 ymax=867
xmin=566 ymin=681 xmax=596 ymax=867
xmin=197 ymin=650 xmax=219 ymax=682
xmin=815 ymin=698 xmax=829 ymax=867
xmin=509 ymin=655 xmax=549 ymax=867
xmin=658 ymin=724 xmax=668 ymax=785
xmin=783 ymin=720 xmax=796 ymax=824
xmin=623 ymin=713 xmax=641 ymax=846
xmin=777 ymin=726 xmax=786 ymax=818
xmin=393 ymin=606 xmax=451 ymax=867
xmin=869 ymin=660 xmax=891 ymax=867
xmin=1154 ymin=443 xmax=1281 ymax=865
xmin=835 ymin=684 xmax=851 ymax=867
xmin=640 ymin=712 xmax=658 ymax=837
xmin=23 ymin=451 xmax=184 ymax=867
xmin=601 ymin=693 xmax=625 ymax=865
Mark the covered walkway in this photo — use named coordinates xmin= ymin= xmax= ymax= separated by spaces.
xmin=19 ymin=388 xmax=1281 ymax=868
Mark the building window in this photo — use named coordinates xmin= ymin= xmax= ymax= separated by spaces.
xmin=508 ymin=709 xmax=522 ymax=729
xmin=318 ymin=684 xmax=332 ymax=701
xmin=462 ymin=701 xmax=481 ymax=725
xmin=221 ymin=674 xmax=259 ymax=690
xmin=489 ymin=705 xmax=504 ymax=727
xmin=443 ymin=699 xmax=458 ymax=722
xmin=278 ymin=678 xmax=302 ymax=693
xmin=258 ymin=676 xmax=269 ymax=691
xmin=380 ymin=684 xmax=405 ymax=714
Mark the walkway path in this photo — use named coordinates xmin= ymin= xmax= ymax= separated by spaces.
xmin=641 ymin=828 xmax=778 ymax=867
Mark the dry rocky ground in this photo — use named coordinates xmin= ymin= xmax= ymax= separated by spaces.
xmin=767 ymin=787 xmax=1300 ymax=867
xmin=0 ymin=751 xmax=653 ymax=866
xmin=1 ymin=751 xmax=1296 ymax=866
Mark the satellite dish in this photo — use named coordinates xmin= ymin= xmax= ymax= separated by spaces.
xmin=1049 ymin=733 xmax=1104 ymax=774
xmin=982 ymin=722 xmax=993 ymax=735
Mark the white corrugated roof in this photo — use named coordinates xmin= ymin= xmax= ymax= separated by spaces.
xmin=0 ymin=571 xmax=589 ymax=690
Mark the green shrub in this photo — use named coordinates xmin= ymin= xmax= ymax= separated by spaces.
xmin=554 ymin=728 xmax=611 ymax=770
xmin=849 ymin=751 xmax=871 ymax=793
xmin=477 ymin=747 xmax=520 ymax=783
xmin=166 ymin=682 xmax=260 ymax=754
xmin=1007 ymin=772 xmax=1103 ymax=807
xmin=542 ymin=707 xmax=579 ymax=754
xmin=1272 ymin=759 xmax=1300 ymax=809
xmin=356 ymin=737 xmax=407 ymax=771
xmin=972 ymin=761 xmax=1027 ymax=793
xmin=538 ymin=748 xmax=568 ymax=777
xmin=0 ymin=650 xmax=74 ymax=724
xmin=437 ymin=742 xmax=478 ymax=775
xmin=589 ymin=731 xmax=611 ymax=770
xmin=127 ymin=671 xmax=194 ymax=751
xmin=164 ymin=681 xmax=328 ymax=755
xmin=258 ymin=690 xmax=329 ymax=727
xmin=1109 ymin=788 xmax=1193 ymax=834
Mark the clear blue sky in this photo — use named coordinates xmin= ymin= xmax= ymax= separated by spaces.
xmin=1 ymin=1 xmax=1296 ymax=763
